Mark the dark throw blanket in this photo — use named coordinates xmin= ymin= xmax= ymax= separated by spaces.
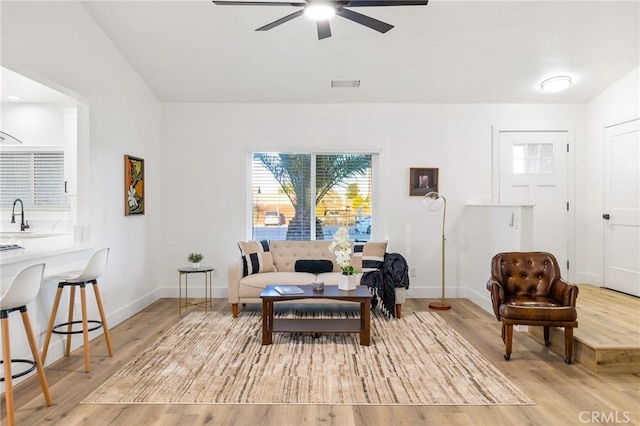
xmin=361 ymin=253 xmax=410 ymax=319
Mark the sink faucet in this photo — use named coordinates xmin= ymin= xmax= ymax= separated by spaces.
xmin=11 ymin=198 xmax=30 ymax=231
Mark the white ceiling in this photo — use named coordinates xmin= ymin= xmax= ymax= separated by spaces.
xmin=79 ymin=0 xmax=639 ymax=103
xmin=1 ymin=67 xmax=76 ymax=104
xmin=9 ymin=1 xmax=640 ymax=104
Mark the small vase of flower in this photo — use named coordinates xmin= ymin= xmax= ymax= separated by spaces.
xmin=188 ymin=252 xmax=203 ymax=269
xmin=329 ymin=227 xmax=358 ymax=291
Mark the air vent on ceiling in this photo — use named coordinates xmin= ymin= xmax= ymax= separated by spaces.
xmin=331 ymin=80 xmax=360 ymax=88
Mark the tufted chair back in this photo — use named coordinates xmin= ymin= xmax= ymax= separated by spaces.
xmin=491 ymin=252 xmax=561 ymax=298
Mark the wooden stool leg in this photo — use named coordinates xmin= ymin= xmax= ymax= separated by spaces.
xmin=2 ymin=316 xmax=15 ymax=426
xmin=80 ymin=286 xmax=91 ymax=372
xmin=232 ymin=303 xmax=239 ymax=318
xmin=42 ymin=286 xmax=64 ymax=365
xmin=66 ymin=285 xmax=76 ymax=357
xmin=395 ymin=304 xmax=402 ymax=319
xmin=21 ymin=310 xmax=52 ymax=406
xmin=92 ymin=283 xmax=113 ymax=357
xmin=504 ymin=324 xmax=513 ymax=360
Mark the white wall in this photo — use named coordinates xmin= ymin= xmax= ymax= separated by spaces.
xmin=1 ymin=0 xmax=163 ymax=363
xmin=160 ymin=103 xmax=584 ymax=298
xmin=1 ymin=103 xmax=67 ymax=147
xmin=579 ymin=67 xmax=640 ymax=284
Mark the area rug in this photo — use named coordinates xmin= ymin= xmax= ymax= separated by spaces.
xmin=82 ymin=310 xmax=532 ymax=406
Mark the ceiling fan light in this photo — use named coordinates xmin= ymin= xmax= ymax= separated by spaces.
xmin=304 ymin=4 xmax=335 ymax=20
xmin=540 ymin=76 xmax=572 ymax=93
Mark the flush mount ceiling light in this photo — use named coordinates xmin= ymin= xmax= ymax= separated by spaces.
xmin=541 ymin=76 xmax=572 ymax=93
xmin=304 ymin=3 xmax=335 ymax=20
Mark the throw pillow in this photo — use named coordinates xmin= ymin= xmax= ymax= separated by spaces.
xmin=351 ymin=242 xmax=365 ymax=272
xmin=294 ymin=259 xmax=334 ymax=274
xmin=237 ymin=239 xmax=270 ymax=255
xmin=351 ymin=241 xmax=387 ymax=272
xmin=242 ymin=252 xmax=276 ymax=276
xmin=237 ymin=240 xmax=276 ymax=276
xmin=362 ymin=241 xmax=387 ymax=272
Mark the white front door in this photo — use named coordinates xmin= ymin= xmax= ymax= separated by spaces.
xmin=604 ymin=119 xmax=640 ymax=296
xmin=498 ymin=131 xmax=569 ymax=276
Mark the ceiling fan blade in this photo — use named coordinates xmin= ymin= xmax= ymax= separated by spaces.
xmin=336 ymin=8 xmax=394 ymax=33
xmin=317 ymin=20 xmax=332 ymax=40
xmin=212 ymin=1 xmax=306 ymax=6
xmin=256 ymin=9 xmax=304 ymax=31
xmin=345 ymin=0 xmax=428 ymax=6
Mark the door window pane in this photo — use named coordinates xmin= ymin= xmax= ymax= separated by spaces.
xmin=513 ymin=143 xmax=554 ymax=174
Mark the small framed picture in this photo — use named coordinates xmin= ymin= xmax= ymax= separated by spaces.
xmin=125 ymin=155 xmax=145 ymax=215
xmin=409 ymin=167 xmax=438 ymax=196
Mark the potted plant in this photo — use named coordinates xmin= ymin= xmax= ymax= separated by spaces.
xmin=188 ymin=252 xmax=203 ymax=269
xmin=329 ymin=227 xmax=358 ymax=290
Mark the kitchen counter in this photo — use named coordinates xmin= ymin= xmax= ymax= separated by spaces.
xmin=0 ymin=233 xmax=90 ymax=266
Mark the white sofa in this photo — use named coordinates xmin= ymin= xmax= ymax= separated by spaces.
xmin=228 ymin=240 xmax=406 ymax=318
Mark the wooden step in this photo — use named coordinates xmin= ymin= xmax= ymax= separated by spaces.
xmin=529 ymin=284 xmax=640 ymax=373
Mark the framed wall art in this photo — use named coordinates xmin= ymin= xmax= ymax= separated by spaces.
xmin=409 ymin=167 xmax=438 ymax=196
xmin=124 ymin=155 xmax=145 ymax=215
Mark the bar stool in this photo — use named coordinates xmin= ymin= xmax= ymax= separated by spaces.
xmin=1 ymin=263 xmax=52 ymax=426
xmin=41 ymin=247 xmax=113 ymax=372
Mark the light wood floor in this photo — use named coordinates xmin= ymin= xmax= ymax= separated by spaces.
xmin=3 ymin=298 xmax=639 ymax=426
xmin=529 ymin=285 xmax=640 ymax=373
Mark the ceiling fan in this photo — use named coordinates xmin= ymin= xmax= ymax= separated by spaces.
xmin=211 ymin=0 xmax=429 ymax=40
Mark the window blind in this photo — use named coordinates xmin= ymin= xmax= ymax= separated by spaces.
xmin=0 ymin=151 xmax=68 ymax=208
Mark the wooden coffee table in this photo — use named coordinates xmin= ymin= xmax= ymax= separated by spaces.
xmin=260 ymin=284 xmax=373 ymax=346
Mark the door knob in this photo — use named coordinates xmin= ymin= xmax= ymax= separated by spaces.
xmin=602 ymin=214 xmax=610 ymax=220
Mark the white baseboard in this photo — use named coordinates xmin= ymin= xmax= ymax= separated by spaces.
xmin=573 ymin=272 xmax=602 ymax=286
xmin=467 ymin=289 xmax=493 ymax=315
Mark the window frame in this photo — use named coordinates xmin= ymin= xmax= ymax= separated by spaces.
xmin=248 ymin=150 xmax=378 ymax=241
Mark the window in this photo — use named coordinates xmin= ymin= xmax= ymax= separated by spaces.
xmin=0 ymin=151 xmax=69 ymax=209
xmin=513 ymin=143 xmax=554 ymax=174
xmin=251 ymin=153 xmax=373 ymax=241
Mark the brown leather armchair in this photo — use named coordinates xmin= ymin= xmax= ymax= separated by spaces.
xmin=486 ymin=252 xmax=579 ymax=364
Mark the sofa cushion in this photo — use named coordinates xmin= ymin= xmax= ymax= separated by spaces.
xmin=270 ymin=240 xmax=339 ymax=272
xmin=238 ymin=240 xmax=276 ymax=276
xmin=352 ymin=241 xmax=387 ymax=272
xmin=295 ymin=259 xmax=334 ymax=274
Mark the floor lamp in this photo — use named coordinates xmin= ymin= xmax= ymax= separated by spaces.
xmin=424 ymin=191 xmax=451 ymax=310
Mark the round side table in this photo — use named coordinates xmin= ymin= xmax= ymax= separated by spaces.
xmin=177 ymin=266 xmax=214 ymax=316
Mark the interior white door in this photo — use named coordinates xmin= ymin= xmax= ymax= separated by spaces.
xmin=604 ymin=119 xmax=640 ymax=296
xmin=499 ymin=131 xmax=569 ymax=276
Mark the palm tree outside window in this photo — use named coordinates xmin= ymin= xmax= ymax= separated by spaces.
xmin=251 ymin=153 xmax=374 ymax=241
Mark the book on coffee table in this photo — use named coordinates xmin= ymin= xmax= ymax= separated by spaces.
xmin=273 ymin=285 xmax=305 ymax=295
